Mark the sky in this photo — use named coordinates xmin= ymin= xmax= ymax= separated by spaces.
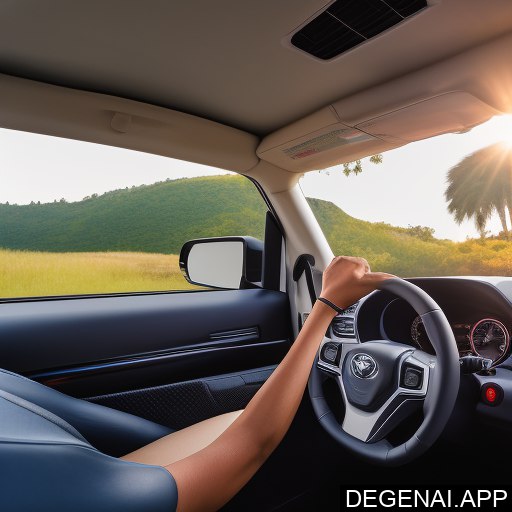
xmin=301 ymin=115 xmax=512 ymax=241
xmin=1 ymin=115 xmax=512 ymax=241
xmin=0 ymin=129 xmax=232 ymax=204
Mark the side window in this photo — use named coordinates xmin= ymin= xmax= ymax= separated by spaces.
xmin=0 ymin=129 xmax=267 ymax=299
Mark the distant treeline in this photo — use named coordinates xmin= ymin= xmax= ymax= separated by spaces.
xmin=2 ymin=175 xmax=512 ymax=277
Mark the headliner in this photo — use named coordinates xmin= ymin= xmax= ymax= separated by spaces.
xmin=1 ymin=0 xmax=512 ymax=135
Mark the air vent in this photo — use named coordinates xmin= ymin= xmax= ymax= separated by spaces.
xmin=291 ymin=0 xmax=428 ymax=60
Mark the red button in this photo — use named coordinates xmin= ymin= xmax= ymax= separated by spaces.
xmin=485 ymin=387 xmax=497 ymax=403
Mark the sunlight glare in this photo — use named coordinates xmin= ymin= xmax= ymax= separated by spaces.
xmin=486 ymin=114 xmax=512 ymax=147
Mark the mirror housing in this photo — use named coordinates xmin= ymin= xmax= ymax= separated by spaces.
xmin=179 ymin=236 xmax=263 ymax=289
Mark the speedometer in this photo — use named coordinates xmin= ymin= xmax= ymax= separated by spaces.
xmin=470 ymin=318 xmax=509 ymax=363
xmin=410 ymin=316 xmax=434 ymax=353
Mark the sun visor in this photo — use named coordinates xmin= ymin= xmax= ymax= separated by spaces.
xmin=353 ymin=92 xmax=499 ymax=143
xmin=0 ymin=74 xmax=259 ymax=173
xmin=258 ymin=91 xmax=499 ymax=173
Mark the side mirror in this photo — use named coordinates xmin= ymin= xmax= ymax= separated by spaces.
xmin=179 ymin=236 xmax=263 ymax=289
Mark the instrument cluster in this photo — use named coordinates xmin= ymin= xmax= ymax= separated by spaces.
xmin=410 ymin=315 xmax=510 ymax=364
xmin=353 ymin=278 xmax=512 ymax=367
xmin=375 ymin=294 xmax=512 ymax=365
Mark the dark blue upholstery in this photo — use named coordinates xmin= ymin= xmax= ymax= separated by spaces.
xmin=0 ymin=368 xmax=172 ymax=456
xmin=0 ymin=389 xmax=178 ymax=512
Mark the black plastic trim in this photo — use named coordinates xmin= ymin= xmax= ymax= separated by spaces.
xmin=262 ymin=211 xmax=283 ymax=291
xmin=28 ymin=339 xmax=286 ymax=383
xmin=0 ymin=287 xmax=215 ymax=305
xmin=293 ymin=254 xmax=317 ymax=305
xmin=210 ymin=326 xmax=259 ymax=342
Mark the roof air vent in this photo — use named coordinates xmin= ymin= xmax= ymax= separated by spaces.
xmin=291 ymin=0 xmax=428 ymax=60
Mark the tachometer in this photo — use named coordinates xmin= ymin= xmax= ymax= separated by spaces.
xmin=470 ymin=318 xmax=509 ymax=363
xmin=410 ymin=316 xmax=434 ymax=353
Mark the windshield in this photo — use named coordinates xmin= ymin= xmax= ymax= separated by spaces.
xmin=300 ymin=115 xmax=512 ymax=277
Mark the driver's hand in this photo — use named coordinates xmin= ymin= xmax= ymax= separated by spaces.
xmin=320 ymin=256 xmax=394 ymax=310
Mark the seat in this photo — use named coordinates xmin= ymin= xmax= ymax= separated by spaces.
xmin=0 ymin=388 xmax=177 ymax=511
xmin=0 ymin=368 xmax=242 ymax=510
xmin=0 ymin=368 xmax=171 ymax=456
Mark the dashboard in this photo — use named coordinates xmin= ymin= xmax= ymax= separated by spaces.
xmin=324 ymin=276 xmax=512 ymax=445
xmin=348 ymin=277 xmax=512 ymax=365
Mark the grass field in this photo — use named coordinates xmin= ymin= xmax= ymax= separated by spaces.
xmin=0 ymin=249 xmax=198 ymax=298
xmin=4 ymin=238 xmax=512 ymax=299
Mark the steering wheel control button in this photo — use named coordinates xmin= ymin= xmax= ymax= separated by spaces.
xmin=332 ymin=317 xmax=355 ymax=337
xmin=481 ymin=383 xmax=503 ymax=406
xmin=340 ymin=303 xmax=358 ymax=315
xmin=320 ymin=342 xmax=340 ymax=365
xmin=400 ymin=364 xmax=423 ymax=390
xmin=404 ymin=368 xmax=421 ymax=388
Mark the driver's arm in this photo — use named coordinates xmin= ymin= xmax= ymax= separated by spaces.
xmin=167 ymin=256 xmax=392 ymax=512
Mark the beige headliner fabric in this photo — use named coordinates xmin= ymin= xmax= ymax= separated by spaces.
xmin=121 ymin=410 xmax=243 ymax=467
xmin=1 ymin=0 xmax=511 ymax=134
xmin=0 ymin=5 xmax=511 ymax=177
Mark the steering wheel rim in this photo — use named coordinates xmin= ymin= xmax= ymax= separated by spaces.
xmin=308 ymin=277 xmax=460 ymax=466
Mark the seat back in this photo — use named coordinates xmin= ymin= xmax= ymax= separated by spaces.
xmin=0 ymin=368 xmax=171 ymax=456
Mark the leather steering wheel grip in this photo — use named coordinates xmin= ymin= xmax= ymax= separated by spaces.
xmin=308 ymin=277 xmax=460 ymax=466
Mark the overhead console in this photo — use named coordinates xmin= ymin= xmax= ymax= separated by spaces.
xmin=256 ymin=106 xmax=398 ymax=173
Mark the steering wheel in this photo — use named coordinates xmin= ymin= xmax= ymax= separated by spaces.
xmin=308 ymin=278 xmax=460 ymax=466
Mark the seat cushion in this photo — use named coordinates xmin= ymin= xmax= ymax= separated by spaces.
xmin=0 ymin=390 xmax=177 ymax=512
xmin=122 ymin=410 xmax=243 ymax=466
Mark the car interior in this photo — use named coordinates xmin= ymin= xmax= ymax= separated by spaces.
xmin=1 ymin=1 xmax=512 ymax=510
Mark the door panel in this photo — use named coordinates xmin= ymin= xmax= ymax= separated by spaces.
xmin=86 ymin=365 xmax=276 ymax=430
xmin=0 ymin=289 xmax=291 ymax=405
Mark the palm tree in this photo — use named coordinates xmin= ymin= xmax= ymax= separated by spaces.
xmin=445 ymin=142 xmax=512 ymax=238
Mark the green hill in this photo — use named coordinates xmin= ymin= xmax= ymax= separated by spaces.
xmin=0 ymin=175 xmax=266 ymax=254
xmin=308 ymin=197 xmax=512 ymax=276
xmin=2 ymin=174 xmax=512 ymax=277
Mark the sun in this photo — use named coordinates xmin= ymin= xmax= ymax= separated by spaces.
xmin=491 ymin=114 xmax=512 ymax=147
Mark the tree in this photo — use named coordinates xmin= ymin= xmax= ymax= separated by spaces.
xmin=341 ymin=154 xmax=383 ymax=177
xmin=445 ymin=142 xmax=512 ymax=238
xmin=405 ymin=225 xmax=435 ymax=241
